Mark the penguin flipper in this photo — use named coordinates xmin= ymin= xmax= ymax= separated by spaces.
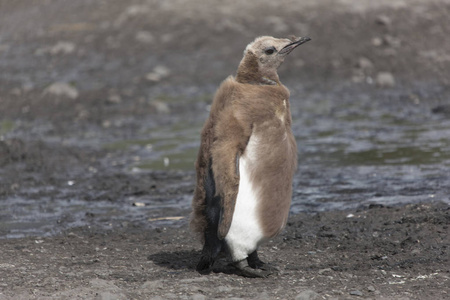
xmin=207 ymin=80 xmax=252 ymax=240
xmin=217 ymin=153 xmax=240 ymax=240
xmin=212 ymin=113 xmax=251 ymax=240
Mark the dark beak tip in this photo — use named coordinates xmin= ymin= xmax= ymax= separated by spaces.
xmin=300 ymin=36 xmax=311 ymax=43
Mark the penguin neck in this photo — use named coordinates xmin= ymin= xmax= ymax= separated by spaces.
xmin=236 ymin=52 xmax=280 ymax=86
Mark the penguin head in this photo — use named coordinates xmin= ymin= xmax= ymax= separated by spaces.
xmin=237 ymin=36 xmax=311 ymax=85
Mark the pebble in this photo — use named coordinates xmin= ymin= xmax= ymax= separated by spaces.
xmin=49 ymin=41 xmax=76 ymax=55
xmin=115 ymin=5 xmax=150 ymax=26
xmin=356 ymin=57 xmax=374 ymax=71
xmin=124 ymin=4 xmax=149 ymax=16
xmin=295 ymin=289 xmax=320 ymax=300
xmin=318 ymin=268 xmax=333 ymax=275
xmin=350 ymin=290 xmax=363 ymax=296
xmin=367 ymin=285 xmax=376 ymax=292
xmin=35 ymin=41 xmax=76 ymax=55
xmin=150 ymin=101 xmax=171 ymax=114
xmin=146 ymin=66 xmax=171 ymax=82
xmin=107 ymin=94 xmax=122 ymax=104
xmin=376 ymin=72 xmax=396 ymax=88
xmin=376 ymin=15 xmax=391 ymax=27
xmin=384 ymin=34 xmax=401 ymax=48
xmin=372 ymin=37 xmax=383 ymax=47
xmin=217 ymin=285 xmax=233 ymax=292
xmin=44 ymin=82 xmax=79 ymax=99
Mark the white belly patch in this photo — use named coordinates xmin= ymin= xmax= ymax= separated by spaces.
xmin=224 ymin=138 xmax=265 ymax=261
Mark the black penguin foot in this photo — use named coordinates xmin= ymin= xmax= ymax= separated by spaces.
xmin=247 ymin=251 xmax=280 ymax=273
xmin=233 ymin=259 xmax=274 ymax=278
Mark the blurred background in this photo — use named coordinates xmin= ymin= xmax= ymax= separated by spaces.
xmin=1 ymin=0 xmax=449 ymax=238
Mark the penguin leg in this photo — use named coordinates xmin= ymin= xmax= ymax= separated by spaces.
xmin=247 ymin=250 xmax=265 ymax=268
xmin=233 ymin=259 xmax=273 ymax=278
xmin=247 ymin=250 xmax=280 ymax=273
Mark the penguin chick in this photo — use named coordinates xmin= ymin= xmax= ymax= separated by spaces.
xmin=191 ymin=35 xmax=311 ymax=278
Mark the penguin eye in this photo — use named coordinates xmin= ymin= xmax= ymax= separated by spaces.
xmin=264 ymin=47 xmax=276 ymax=55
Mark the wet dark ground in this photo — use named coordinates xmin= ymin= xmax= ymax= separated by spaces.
xmin=1 ymin=81 xmax=449 ymax=239
xmin=0 ymin=0 xmax=449 ymax=299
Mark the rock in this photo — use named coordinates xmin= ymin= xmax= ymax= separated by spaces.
xmin=295 ymin=290 xmax=320 ymax=300
xmin=384 ymin=35 xmax=401 ymax=48
xmin=44 ymin=82 xmax=79 ymax=99
xmin=217 ymin=285 xmax=232 ymax=292
xmin=349 ymin=290 xmax=363 ymax=296
xmin=35 ymin=41 xmax=76 ymax=55
xmin=49 ymin=41 xmax=76 ymax=55
xmin=107 ymin=94 xmax=122 ymax=104
xmin=431 ymin=105 xmax=450 ymax=115
xmin=329 ymin=59 xmax=340 ymax=69
xmin=146 ymin=65 xmax=171 ymax=82
xmin=371 ymin=37 xmax=383 ymax=47
xmin=0 ymin=263 xmax=15 ymax=269
xmin=376 ymin=72 xmax=396 ymax=88
xmin=135 ymin=31 xmax=155 ymax=44
xmin=351 ymin=72 xmax=365 ymax=83
xmin=318 ymin=268 xmax=333 ymax=275
xmin=163 ymin=157 xmax=170 ymax=167
xmin=356 ymin=57 xmax=374 ymax=71
xmin=150 ymin=101 xmax=171 ymax=114
xmin=124 ymin=4 xmax=150 ymax=16
xmin=115 ymin=5 xmax=150 ymax=26
xmin=367 ymin=285 xmax=376 ymax=292
xmin=102 ymin=120 xmax=111 ymax=128
xmin=376 ymin=15 xmax=391 ymax=27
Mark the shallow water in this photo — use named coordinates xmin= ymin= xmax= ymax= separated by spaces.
xmin=1 ymin=84 xmax=450 ymax=238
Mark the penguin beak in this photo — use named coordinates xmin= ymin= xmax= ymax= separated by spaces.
xmin=279 ymin=36 xmax=311 ymax=55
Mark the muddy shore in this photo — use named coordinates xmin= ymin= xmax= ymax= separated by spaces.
xmin=0 ymin=0 xmax=449 ymax=299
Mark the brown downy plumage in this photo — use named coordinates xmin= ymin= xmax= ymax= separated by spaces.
xmin=191 ymin=35 xmax=311 ymax=278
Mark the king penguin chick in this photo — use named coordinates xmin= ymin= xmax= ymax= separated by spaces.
xmin=191 ymin=35 xmax=311 ymax=278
